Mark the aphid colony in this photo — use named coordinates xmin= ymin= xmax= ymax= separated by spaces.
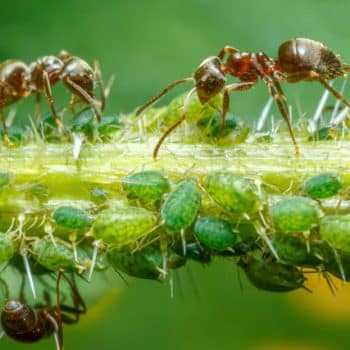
xmin=0 ymin=166 xmax=349 ymax=348
xmin=1 ymin=37 xmax=350 ymax=349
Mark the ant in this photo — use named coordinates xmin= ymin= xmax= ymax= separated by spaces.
xmin=0 ymin=51 xmax=106 ymax=146
xmin=1 ymin=270 xmax=86 ymax=350
xmin=136 ymin=37 xmax=350 ymax=158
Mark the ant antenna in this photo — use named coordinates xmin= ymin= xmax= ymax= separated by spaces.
xmin=135 ymin=77 xmax=194 ymax=117
xmin=153 ymin=86 xmax=197 ymax=158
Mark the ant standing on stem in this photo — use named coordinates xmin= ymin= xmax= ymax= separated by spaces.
xmin=0 ymin=270 xmax=86 ymax=350
xmin=0 ymin=51 xmax=106 ymax=146
xmin=136 ymin=38 xmax=350 ymax=158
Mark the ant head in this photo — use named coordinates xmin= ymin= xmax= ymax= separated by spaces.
xmin=61 ymin=57 xmax=95 ymax=99
xmin=194 ymin=56 xmax=226 ymax=103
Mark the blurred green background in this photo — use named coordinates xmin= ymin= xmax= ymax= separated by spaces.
xmin=2 ymin=0 xmax=350 ymax=349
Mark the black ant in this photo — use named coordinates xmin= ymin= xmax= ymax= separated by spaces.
xmin=0 ymin=270 xmax=86 ymax=350
xmin=0 ymin=51 xmax=106 ymax=146
xmin=136 ymin=37 xmax=350 ymax=158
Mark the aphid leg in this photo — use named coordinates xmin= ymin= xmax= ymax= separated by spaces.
xmin=264 ymin=79 xmax=300 ymax=155
xmin=153 ymin=86 xmax=197 ymax=158
xmin=180 ymin=228 xmax=187 ymax=257
xmin=169 ymin=270 xmax=174 ymax=298
xmin=42 ymin=70 xmax=64 ymax=130
xmin=332 ymin=248 xmax=346 ymax=281
xmin=256 ymin=96 xmax=274 ymax=132
xmin=219 ymin=82 xmax=255 ymax=136
xmin=135 ymin=77 xmax=194 ymax=117
xmin=217 ymin=46 xmax=239 ymax=60
xmin=65 ymin=78 xmax=102 ymax=123
xmin=159 ymin=233 xmax=168 ymax=280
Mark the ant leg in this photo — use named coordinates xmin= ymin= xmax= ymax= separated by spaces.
xmin=217 ymin=46 xmax=239 ymax=60
xmin=136 ymin=77 xmax=194 ymax=117
xmin=264 ymin=79 xmax=300 ymax=155
xmin=153 ymin=86 xmax=197 ymax=159
xmin=69 ymin=94 xmax=76 ymax=115
xmin=93 ymin=60 xmax=107 ymax=113
xmin=317 ymin=76 xmax=350 ymax=109
xmin=42 ymin=71 xmax=64 ymax=129
xmin=65 ymin=78 xmax=102 ymax=122
xmin=0 ymin=88 xmax=13 ymax=147
xmin=219 ymin=82 xmax=255 ymax=136
xmin=55 ymin=269 xmax=65 ymax=350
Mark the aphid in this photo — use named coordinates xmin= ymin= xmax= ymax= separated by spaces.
xmin=123 ymin=170 xmax=171 ymax=202
xmin=0 ymin=51 xmax=105 ymax=146
xmin=1 ymin=270 xmax=86 ymax=350
xmin=204 ymin=171 xmax=261 ymax=215
xmin=161 ymin=180 xmax=201 ymax=255
xmin=270 ymin=196 xmax=320 ymax=234
xmin=174 ymin=241 xmax=212 ymax=264
xmin=238 ymin=254 xmax=306 ymax=292
xmin=92 ymin=206 xmax=157 ymax=248
xmin=0 ymin=233 xmax=15 ymax=264
xmin=53 ymin=205 xmax=93 ymax=232
xmin=107 ymin=246 xmax=163 ymax=281
xmin=302 ymin=172 xmax=342 ymax=200
xmin=32 ymin=238 xmax=75 ymax=272
xmin=271 ymin=233 xmax=332 ymax=267
xmin=90 ymin=186 xmax=109 ymax=204
xmin=320 ymin=215 xmax=350 ymax=254
xmin=193 ymin=216 xmax=238 ymax=251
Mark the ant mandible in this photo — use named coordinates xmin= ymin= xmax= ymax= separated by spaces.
xmin=136 ymin=37 xmax=350 ymax=158
xmin=1 ymin=270 xmax=86 ymax=350
xmin=0 ymin=51 xmax=106 ymax=146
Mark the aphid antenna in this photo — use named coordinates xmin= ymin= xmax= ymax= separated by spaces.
xmin=308 ymin=87 xmax=331 ymax=134
xmin=21 ymin=249 xmax=37 ymax=299
xmin=24 ymin=215 xmax=39 ymax=231
xmin=256 ymin=96 xmax=274 ymax=132
xmin=5 ymin=217 xmax=16 ymax=235
xmin=88 ymin=239 xmax=102 ymax=282
xmin=38 ymin=214 xmax=47 ymax=228
xmin=185 ymin=264 xmax=202 ymax=302
xmin=28 ymin=116 xmax=44 ymax=143
xmin=330 ymin=78 xmax=347 ymax=123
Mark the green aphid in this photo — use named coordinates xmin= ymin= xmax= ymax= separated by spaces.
xmin=303 ymin=172 xmax=342 ymax=199
xmin=0 ymin=172 xmax=10 ymax=189
xmin=71 ymin=108 xmax=95 ymax=134
xmin=196 ymin=112 xmax=238 ymax=138
xmin=123 ymin=170 xmax=171 ymax=201
xmin=0 ymin=234 xmax=15 ymax=264
xmin=53 ymin=206 xmax=93 ymax=231
xmin=320 ymin=215 xmax=350 ymax=254
xmin=29 ymin=184 xmax=49 ymax=202
xmin=270 ymin=196 xmax=320 ymax=233
xmin=97 ymin=115 xmax=123 ymax=136
xmin=238 ymin=255 xmax=306 ymax=292
xmin=92 ymin=206 xmax=157 ymax=248
xmin=32 ymin=239 xmax=75 ymax=271
xmin=90 ymin=187 xmax=109 ymax=204
xmin=272 ymin=233 xmax=331 ymax=267
xmin=194 ymin=217 xmax=237 ymax=251
xmin=204 ymin=171 xmax=261 ymax=215
xmin=107 ymin=246 xmax=163 ymax=280
xmin=161 ymin=180 xmax=200 ymax=232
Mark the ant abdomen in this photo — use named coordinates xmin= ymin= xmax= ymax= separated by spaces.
xmin=278 ymin=38 xmax=344 ymax=79
xmin=0 ymin=61 xmax=30 ymax=97
xmin=1 ymin=300 xmax=47 ymax=343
